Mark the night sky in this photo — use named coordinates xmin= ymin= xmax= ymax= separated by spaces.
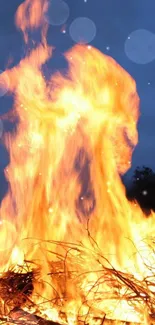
xmin=0 ymin=0 xmax=155 ymax=195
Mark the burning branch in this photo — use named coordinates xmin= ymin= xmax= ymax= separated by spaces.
xmin=0 ymin=310 xmax=138 ymax=325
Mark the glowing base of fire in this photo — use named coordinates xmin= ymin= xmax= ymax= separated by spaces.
xmin=0 ymin=237 xmax=154 ymax=325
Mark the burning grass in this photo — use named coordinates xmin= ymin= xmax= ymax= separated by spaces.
xmin=0 ymin=238 xmax=155 ymax=324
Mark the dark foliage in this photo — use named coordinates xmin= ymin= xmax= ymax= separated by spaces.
xmin=126 ymin=166 xmax=155 ymax=213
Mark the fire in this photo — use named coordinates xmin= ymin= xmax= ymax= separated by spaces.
xmin=0 ymin=0 xmax=155 ymax=324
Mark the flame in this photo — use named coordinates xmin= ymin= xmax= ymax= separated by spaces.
xmin=0 ymin=0 xmax=155 ymax=324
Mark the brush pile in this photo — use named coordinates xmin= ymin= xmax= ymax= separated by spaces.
xmin=0 ymin=240 xmax=155 ymax=325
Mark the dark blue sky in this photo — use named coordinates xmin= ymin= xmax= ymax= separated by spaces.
xmin=0 ymin=0 xmax=155 ymax=189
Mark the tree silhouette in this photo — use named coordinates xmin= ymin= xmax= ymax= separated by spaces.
xmin=126 ymin=166 xmax=155 ymax=213
xmin=133 ymin=166 xmax=154 ymax=184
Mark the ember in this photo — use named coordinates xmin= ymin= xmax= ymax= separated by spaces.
xmin=0 ymin=0 xmax=155 ymax=324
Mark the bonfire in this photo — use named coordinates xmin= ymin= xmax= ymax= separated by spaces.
xmin=0 ymin=0 xmax=155 ymax=324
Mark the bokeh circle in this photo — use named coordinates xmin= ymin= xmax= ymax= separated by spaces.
xmin=44 ymin=0 xmax=70 ymax=26
xmin=125 ymin=29 xmax=155 ymax=64
xmin=69 ymin=17 xmax=96 ymax=44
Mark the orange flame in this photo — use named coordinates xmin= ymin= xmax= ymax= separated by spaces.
xmin=0 ymin=0 xmax=155 ymax=324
